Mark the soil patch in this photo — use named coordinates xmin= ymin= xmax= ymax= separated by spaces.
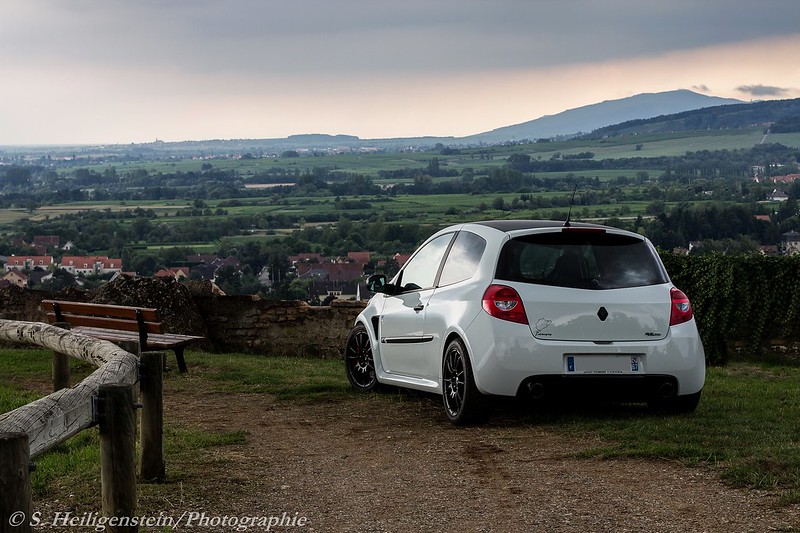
xmin=157 ymin=389 xmax=800 ymax=532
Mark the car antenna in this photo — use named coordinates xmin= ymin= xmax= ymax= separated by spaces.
xmin=563 ymin=183 xmax=578 ymax=227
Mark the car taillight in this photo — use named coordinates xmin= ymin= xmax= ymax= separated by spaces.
xmin=670 ymin=287 xmax=693 ymax=326
xmin=482 ymin=284 xmax=528 ymax=325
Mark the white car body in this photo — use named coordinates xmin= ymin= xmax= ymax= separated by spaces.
xmin=345 ymin=220 xmax=706 ymax=424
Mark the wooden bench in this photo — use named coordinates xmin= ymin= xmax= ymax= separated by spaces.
xmin=41 ymin=299 xmax=204 ymax=373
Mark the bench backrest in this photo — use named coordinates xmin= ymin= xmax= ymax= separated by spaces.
xmin=41 ymin=300 xmax=164 ymax=335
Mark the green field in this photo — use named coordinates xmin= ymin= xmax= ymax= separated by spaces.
xmin=74 ymin=128 xmax=800 ymax=178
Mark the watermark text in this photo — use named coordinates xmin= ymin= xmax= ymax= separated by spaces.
xmin=8 ymin=510 xmax=308 ymax=531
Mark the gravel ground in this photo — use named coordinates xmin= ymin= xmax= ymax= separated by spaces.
xmin=157 ymin=389 xmax=800 ymax=533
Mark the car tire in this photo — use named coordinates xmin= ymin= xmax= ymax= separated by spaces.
xmin=344 ymin=323 xmax=380 ymax=392
xmin=442 ymin=337 xmax=491 ymax=425
xmin=649 ymin=390 xmax=702 ymax=414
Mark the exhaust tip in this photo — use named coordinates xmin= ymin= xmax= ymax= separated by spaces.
xmin=527 ymin=381 xmax=545 ymax=400
xmin=658 ymin=381 xmax=676 ymax=398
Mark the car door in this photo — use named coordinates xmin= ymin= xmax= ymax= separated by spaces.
xmin=379 ymin=233 xmax=454 ymax=377
xmin=420 ymin=230 xmax=488 ymax=379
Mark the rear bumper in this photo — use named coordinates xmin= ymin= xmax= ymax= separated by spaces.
xmin=464 ymin=313 xmax=706 ymax=398
xmin=517 ymin=374 xmax=682 ymax=403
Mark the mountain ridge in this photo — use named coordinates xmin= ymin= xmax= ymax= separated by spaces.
xmin=461 ymin=90 xmax=743 ymax=143
xmin=126 ymin=90 xmax=744 ymax=151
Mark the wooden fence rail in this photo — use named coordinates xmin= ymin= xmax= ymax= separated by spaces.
xmin=0 ymin=319 xmax=148 ymax=533
xmin=0 ymin=320 xmax=138 ymax=457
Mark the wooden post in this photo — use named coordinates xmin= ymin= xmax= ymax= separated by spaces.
xmin=51 ymin=321 xmax=71 ymax=391
xmin=116 ymin=340 xmax=140 ymax=356
xmin=98 ymin=384 xmax=137 ymax=533
xmin=138 ymin=351 xmax=165 ymax=482
xmin=0 ymin=433 xmax=32 ymax=533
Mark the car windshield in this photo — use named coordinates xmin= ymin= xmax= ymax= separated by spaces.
xmin=495 ymin=230 xmax=668 ymax=289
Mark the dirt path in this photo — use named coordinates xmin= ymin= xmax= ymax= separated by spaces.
xmin=160 ymin=389 xmax=800 ymax=532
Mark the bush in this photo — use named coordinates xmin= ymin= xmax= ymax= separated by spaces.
xmin=660 ymin=252 xmax=800 ymax=363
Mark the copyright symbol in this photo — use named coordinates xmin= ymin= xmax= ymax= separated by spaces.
xmin=8 ymin=511 xmax=25 ymax=527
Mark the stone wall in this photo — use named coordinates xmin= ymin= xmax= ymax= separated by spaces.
xmin=193 ymin=296 xmax=364 ymax=358
xmin=0 ymin=286 xmax=365 ymax=359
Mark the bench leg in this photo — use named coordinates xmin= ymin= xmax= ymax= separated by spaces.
xmin=175 ymin=347 xmax=188 ymax=373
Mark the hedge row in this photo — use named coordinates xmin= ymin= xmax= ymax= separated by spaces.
xmin=660 ymin=252 xmax=800 ymax=363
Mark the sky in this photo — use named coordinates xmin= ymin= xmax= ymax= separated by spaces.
xmin=2 ymin=0 xmax=800 ymax=145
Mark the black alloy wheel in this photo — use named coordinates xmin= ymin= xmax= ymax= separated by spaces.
xmin=442 ymin=337 xmax=490 ymax=425
xmin=344 ymin=324 xmax=379 ymax=391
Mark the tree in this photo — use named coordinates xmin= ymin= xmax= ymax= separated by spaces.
xmin=506 ymin=153 xmax=531 ymax=172
xmin=39 ymin=269 xmax=77 ymax=291
xmin=2 ymin=166 xmax=32 ymax=187
xmin=132 ymin=218 xmax=153 ymax=241
xmin=214 ymin=266 xmax=242 ymax=295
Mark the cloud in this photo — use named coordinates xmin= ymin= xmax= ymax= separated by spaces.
xmin=4 ymin=0 xmax=800 ymax=77
xmin=736 ymin=85 xmax=791 ymax=97
xmin=692 ymin=85 xmax=711 ymax=93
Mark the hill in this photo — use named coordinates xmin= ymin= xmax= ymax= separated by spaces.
xmin=583 ymin=97 xmax=800 ymax=138
xmin=462 ymin=90 xmax=742 ymax=143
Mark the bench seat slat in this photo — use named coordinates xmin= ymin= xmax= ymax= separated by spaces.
xmin=71 ymin=327 xmax=204 ymax=349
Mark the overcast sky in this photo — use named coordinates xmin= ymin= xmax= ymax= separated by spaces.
xmin=2 ymin=0 xmax=799 ymax=145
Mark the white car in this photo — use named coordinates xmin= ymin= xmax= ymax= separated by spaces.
xmin=345 ymin=220 xmax=706 ymax=425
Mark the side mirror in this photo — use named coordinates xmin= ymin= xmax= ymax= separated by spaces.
xmin=368 ymin=274 xmax=397 ymax=295
xmin=368 ymin=274 xmax=387 ymax=293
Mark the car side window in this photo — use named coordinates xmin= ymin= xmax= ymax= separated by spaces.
xmin=396 ymin=233 xmax=453 ymax=292
xmin=438 ymin=231 xmax=487 ymax=286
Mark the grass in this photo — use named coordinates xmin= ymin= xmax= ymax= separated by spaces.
xmin=165 ymin=352 xmax=349 ymax=400
xmin=553 ymin=362 xmax=800 ymax=500
xmin=2 ymin=349 xmax=800 ymax=506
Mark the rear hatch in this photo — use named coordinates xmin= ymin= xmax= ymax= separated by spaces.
xmin=519 ymin=283 xmax=671 ymax=341
xmin=494 ymin=228 xmax=672 ymax=342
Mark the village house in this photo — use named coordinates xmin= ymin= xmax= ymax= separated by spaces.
xmin=2 ymin=269 xmax=29 ymax=288
xmin=770 ymin=189 xmax=789 ymax=202
xmin=154 ymin=267 xmax=190 ymax=280
xmin=782 ymin=231 xmax=800 ymax=256
xmin=769 ymin=173 xmax=800 ymax=184
xmin=288 ymin=252 xmax=325 ymax=264
xmin=59 ymin=256 xmax=123 ymax=276
xmin=32 ymin=235 xmax=60 ymax=249
xmin=295 ymin=261 xmax=364 ymax=282
xmin=184 ymin=254 xmax=241 ymax=280
xmin=346 ymin=251 xmax=371 ymax=264
xmin=394 ymin=253 xmax=412 ymax=268
xmin=307 ymin=280 xmax=360 ymax=302
xmin=4 ymin=255 xmax=54 ymax=272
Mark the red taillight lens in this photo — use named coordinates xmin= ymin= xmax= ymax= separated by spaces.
xmin=670 ymin=287 xmax=693 ymax=326
xmin=482 ymin=284 xmax=528 ymax=325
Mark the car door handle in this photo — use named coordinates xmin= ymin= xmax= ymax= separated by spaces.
xmin=413 ymin=304 xmax=425 ymax=312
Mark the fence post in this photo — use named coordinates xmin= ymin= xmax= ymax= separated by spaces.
xmin=98 ymin=384 xmax=137 ymax=533
xmin=0 ymin=432 xmax=32 ymax=533
xmin=116 ymin=340 xmax=140 ymax=356
xmin=138 ymin=351 xmax=165 ymax=482
xmin=51 ymin=321 xmax=71 ymax=391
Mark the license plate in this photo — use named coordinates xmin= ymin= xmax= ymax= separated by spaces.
xmin=565 ymin=354 xmax=643 ymax=374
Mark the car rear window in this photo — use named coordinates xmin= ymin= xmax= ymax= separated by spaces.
xmin=495 ymin=230 xmax=668 ymax=289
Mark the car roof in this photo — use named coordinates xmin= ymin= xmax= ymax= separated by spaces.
xmin=470 ymin=220 xmax=608 ymax=232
